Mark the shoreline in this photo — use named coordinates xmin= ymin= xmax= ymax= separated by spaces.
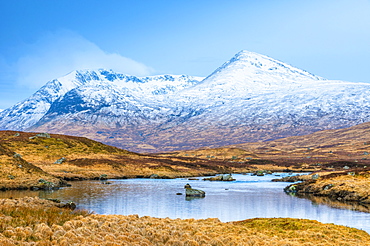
xmin=283 ymin=171 xmax=370 ymax=206
xmin=0 ymin=170 xmax=306 ymax=191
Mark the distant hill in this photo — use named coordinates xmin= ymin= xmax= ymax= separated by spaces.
xmin=231 ymin=120 xmax=370 ymax=162
xmin=163 ymin=121 xmax=370 ymax=172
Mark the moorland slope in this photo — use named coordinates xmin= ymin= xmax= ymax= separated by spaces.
xmin=0 ymin=130 xmax=260 ymax=189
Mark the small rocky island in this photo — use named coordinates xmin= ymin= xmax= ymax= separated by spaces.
xmin=184 ymin=184 xmax=205 ymax=197
xmin=203 ymin=174 xmax=235 ymax=181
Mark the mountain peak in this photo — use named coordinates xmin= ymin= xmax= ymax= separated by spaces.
xmin=235 ymin=50 xmax=323 ymax=80
xmin=234 ymin=50 xmax=265 ymax=59
xmin=200 ymin=50 xmax=325 ymax=89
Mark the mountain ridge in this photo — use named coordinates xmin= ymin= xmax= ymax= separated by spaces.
xmin=1 ymin=50 xmax=370 ymax=152
xmin=0 ymin=70 xmax=204 ymax=131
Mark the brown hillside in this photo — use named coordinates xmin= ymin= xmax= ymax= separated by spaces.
xmin=0 ymin=131 xmax=259 ymax=188
xmin=0 ymin=139 xmax=63 ymax=190
xmin=161 ymin=121 xmax=370 ymax=172
xmin=230 ymin=121 xmax=370 ymax=164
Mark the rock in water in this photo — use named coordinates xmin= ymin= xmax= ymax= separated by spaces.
xmin=222 ymin=174 xmax=235 ymax=181
xmin=203 ymin=174 xmax=236 ymax=181
xmin=185 ymin=188 xmax=205 ymax=197
xmin=150 ymin=174 xmax=160 ymax=179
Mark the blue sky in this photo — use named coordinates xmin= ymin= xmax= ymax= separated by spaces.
xmin=0 ymin=0 xmax=370 ymax=109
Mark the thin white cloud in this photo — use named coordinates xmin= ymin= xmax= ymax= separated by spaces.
xmin=15 ymin=30 xmax=154 ymax=88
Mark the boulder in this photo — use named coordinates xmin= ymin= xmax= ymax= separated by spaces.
xmin=203 ymin=174 xmax=235 ymax=181
xmin=252 ymin=170 xmax=265 ymax=176
xmin=311 ymin=174 xmax=320 ymax=180
xmin=36 ymin=133 xmax=51 ymax=138
xmin=222 ymin=174 xmax=235 ymax=181
xmin=185 ymin=188 xmax=205 ymax=197
xmin=203 ymin=176 xmax=222 ymax=181
xmin=54 ymin=157 xmax=66 ymax=164
xmin=284 ymin=184 xmax=297 ymax=194
xmin=32 ymin=179 xmax=57 ymax=190
xmin=252 ymin=170 xmax=274 ymax=176
xmin=149 ymin=174 xmax=160 ymax=179
xmin=99 ymin=174 xmax=108 ymax=180
xmin=58 ymin=201 xmax=77 ymax=210
xmin=29 ymin=132 xmax=51 ymax=139
xmin=13 ymin=153 xmax=22 ymax=158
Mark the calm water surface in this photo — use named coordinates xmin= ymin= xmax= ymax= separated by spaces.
xmin=2 ymin=173 xmax=370 ymax=233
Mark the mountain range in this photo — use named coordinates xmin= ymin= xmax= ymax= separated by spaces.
xmin=1 ymin=50 xmax=370 ymax=152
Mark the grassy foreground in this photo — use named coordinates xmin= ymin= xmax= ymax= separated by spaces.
xmin=0 ymin=197 xmax=369 ymax=246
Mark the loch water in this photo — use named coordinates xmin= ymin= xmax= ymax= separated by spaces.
xmin=1 ymin=173 xmax=370 ymax=233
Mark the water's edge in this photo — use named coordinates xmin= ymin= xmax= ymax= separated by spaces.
xmin=1 ymin=173 xmax=369 ymax=233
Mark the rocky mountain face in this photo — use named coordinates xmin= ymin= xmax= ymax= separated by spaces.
xmin=1 ymin=50 xmax=370 ymax=152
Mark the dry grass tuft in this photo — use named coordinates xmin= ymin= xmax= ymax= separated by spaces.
xmin=0 ymin=197 xmax=90 ymax=235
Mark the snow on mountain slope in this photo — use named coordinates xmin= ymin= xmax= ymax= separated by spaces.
xmin=180 ymin=81 xmax=370 ymax=132
xmin=0 ymin=70 xmax=203 ymax=131
xmin=179 ymin=50 xmax=325 ymax=101
xmin=34 ymin=82 xmax=171 ymax=129
xmin=206 ymin=50 xmax=324 ymax=84
xmin=146 ymin=51 xmax=370 ymax=151
xmin=171 ymin=51 xmax=370 ymax=130
xmin=1 ymin=50 xmax=370 ymax=152
xmin=0 ymin=71 xmax=88 ymax=130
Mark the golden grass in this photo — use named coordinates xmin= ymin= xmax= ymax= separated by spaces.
xmin=0 ymin=197 xmax=90 ymax=233
xmin=0 ymin=143 xmax=63 ymax=190
xmin=0 ymin=131 xmax=135 ymax=161
xmin=292 ymin=172 xmax=370 ymax=204
xmin=0 ymin=197 xmax=369 ymax=246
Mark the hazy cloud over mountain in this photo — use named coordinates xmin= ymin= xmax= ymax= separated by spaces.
xmin=13 ymin=30 xmax=155 ymax=89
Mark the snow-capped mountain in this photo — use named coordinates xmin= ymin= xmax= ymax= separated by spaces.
xmin=196 ymin=50 xmax=324 ymax=89
xmin=1 ymin=50 xmax=370 ymax=152
xmin=0 ymin=70 xmax=203 ymax=131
